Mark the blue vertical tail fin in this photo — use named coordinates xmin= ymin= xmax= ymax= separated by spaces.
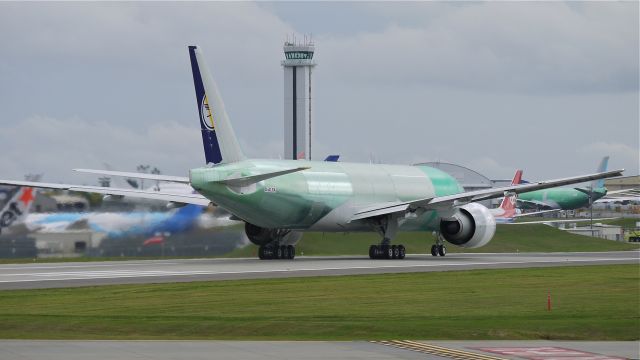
xmin=188 ymin=46 xmax=245 ymax=165
xmin=592 ymin=156 xmax=609 ymax=189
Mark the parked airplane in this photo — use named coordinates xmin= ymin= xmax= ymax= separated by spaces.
xmin=0 ymin=187 xmax=35 ymax=235
xmin=518 ymin=157 xmax=612 ymax=210
xmin=1 ymin=185 xmax=236 ymax=239
xmin=0 ymin=46 xmax=623 ymax=260
xmin=26 ymin=204 xmax=206 ymax=239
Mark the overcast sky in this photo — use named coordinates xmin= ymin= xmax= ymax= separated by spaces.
xmin=0 ymin=2 xmax=637 ymax=185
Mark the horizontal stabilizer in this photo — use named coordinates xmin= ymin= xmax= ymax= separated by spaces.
xmin=214 ymin=167 xmax=310 ymax=187
xmin=73 ymin=169 xmax=190 ymax=184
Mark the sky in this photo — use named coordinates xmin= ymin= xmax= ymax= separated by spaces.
xmin=0 ymin=1 xmax=637 ymax=185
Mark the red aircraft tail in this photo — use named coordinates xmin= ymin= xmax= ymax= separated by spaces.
xmin=498 ymin=170 xmax=523 ymax=213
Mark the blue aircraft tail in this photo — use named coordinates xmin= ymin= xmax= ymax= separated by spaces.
xmin=188 ymin=46 xmax=245 ymax=165
xmin=592 ymin=156 xmax=609 ymax=189
xmin=189 ymin=46 xmax=223 ymax=165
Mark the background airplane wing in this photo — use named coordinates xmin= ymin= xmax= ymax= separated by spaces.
xmin=516 ymin=198 xmax=555 ymax=209
xmin=73 ymin=169 xmax=190 ymax=183
xmin=350 ymin=169 xmax=623 ymax=222
xmin=506 ymin=217 xmax=618 ymax=225
xmin=0 ymin=180 xmax=210 ymax=206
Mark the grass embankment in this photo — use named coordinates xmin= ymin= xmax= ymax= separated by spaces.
xmin=0 ymin=265 xmax=637 ymax=340
xmin=227 ymin=223 xmax=640 ymax=258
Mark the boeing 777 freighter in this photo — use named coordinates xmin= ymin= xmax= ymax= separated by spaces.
xmin=0 ymin=46 xmax=623 ymax=260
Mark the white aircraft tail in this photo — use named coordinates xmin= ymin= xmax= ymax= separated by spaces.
xmin=0 ymin=187 xmax=36 ymax=235
xmin=188 ymin=46 xmax=245 ymax=165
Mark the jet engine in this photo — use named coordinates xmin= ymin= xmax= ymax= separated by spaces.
xmin=244 ymin=222 xmax=275 ymax=246
xmin=244 ymin=222 xmax=303 ymax=246
xmin=439 ymin=203 xmax=496 ymax=248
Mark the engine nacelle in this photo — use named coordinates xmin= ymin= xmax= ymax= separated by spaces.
xmin=244 ymin=222 xmax=274 ymax=246
xmin=439 ymin=203 xmax=496 ymax=248
xmin=244 ymin=222 xmax=303 ymax=246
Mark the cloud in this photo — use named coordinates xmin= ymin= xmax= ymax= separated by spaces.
xmin=318 ymin=2 xmax=638 ymax=93
xmin=0 ymin=2 xmax=636 ymax=183
xmin=579 ymin=142 xmax=640 ymax=175
xmin=0 ymin=116 xmax=203 ymax=182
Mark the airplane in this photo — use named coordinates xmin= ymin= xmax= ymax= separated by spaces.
xmin=517 ymin=157 xmax=614 ymax=210
xmin=26 ymin=204 xmax=206 ymax=239
xmin=1 ymin=184 xmax=236 ymax=240
xmin=0 ymin=186 xmax=36 ymax=236
xmin=488 ymin=170 xmax=557 ymax=224
xmin=0 ymin=45 xmax=624 ymax=261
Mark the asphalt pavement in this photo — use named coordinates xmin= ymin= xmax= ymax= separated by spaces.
xmin=0 ymin=251 xmax=637 ymax=290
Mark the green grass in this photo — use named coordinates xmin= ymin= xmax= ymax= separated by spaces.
xmin=0 ymin=265 xmax=637 ymax=340
xmin=227 ymin=224 xmax=640 ymax=257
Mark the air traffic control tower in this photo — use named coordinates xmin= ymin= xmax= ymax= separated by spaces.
xmin=282 ymin=39 xmax=316 ymax=160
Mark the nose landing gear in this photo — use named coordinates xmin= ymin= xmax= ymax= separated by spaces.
xmin=431 ymin=233 xmax=446 ymax=256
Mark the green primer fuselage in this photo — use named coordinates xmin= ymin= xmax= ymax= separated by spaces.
xmin=518 ymin=187 xmax=607 ymax=210
xmin=189 ymin=159 xmax=463 ymax=232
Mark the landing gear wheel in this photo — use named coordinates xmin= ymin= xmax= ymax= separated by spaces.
xmin=437 ymin=245 xmax=446 ymax=257
xmin=398 ymin=245 xmax=406 ymax=259
xmin=382 ymin=245 xmax=393 ymax=259
xmin=431 ymin=244 xmax=438 ymax=257
xmin=391 ymin=245 xmax=399 ymax=259
xmin=369 ymin=245 xmax=377 ymax=259
xmin=258 ymin=246 xmax=266 ymax=260
xmin=274 ymin=246 xmax=282 ymax=259
xmin=287 ymin=245 xmax=295 ymax=259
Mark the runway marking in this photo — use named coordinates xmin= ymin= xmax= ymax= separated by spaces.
xmin=0 ymin=262 xmax=186 ymax=271
xmin=473 ymin=346 xmax=628 ymax=360
xmin=0 ymin=257 xmax=636 ymax=285
xmin=373 ymin=340 xmax=506 ymax=360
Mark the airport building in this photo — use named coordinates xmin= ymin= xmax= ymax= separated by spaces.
xmin=604 ymin=175 xmax=639 ymax=191
xmin=282 ymin=38 xmax=315 ymax=160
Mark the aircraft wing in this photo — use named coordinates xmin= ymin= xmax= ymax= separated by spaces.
xmin=350 ymin=169 xmax=623 ymax=222
xmin=0 ymin=180 xmax=211 ymax=206
xmin=516 ymin=198 xmax=555 ymax=210
xmin=506 ymin=217 xmax=618 ymax=225
xmin=512 ymin=209 xmax=559 ymax=218
xmin=73 ymin=169 xmax=190 ymax=183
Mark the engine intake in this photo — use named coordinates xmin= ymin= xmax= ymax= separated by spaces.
xmin=245 ymin=222 xmax=275 ymax=246
xmin=439 ymin=203 xmax=496 ymax=248
xmin=244 ymin=222 xmax=303 ymax=246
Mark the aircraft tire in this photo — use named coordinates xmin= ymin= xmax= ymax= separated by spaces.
xmin=258 ymin=246 xmax=266 ymax=260
xmin=391 ymin=245 xmax=398 ymax=259
xmin=437 ymin=245 xmax=446 ymax=257
xmin=369 ymin=245 xmax=377 ymax=259
xmin=287 ymin=245 xmax=295 ymax=259
xmin=398 ymin=245 xmax=406 ymax=259
xmin=431 ymin=245 xmax=438 ymax=256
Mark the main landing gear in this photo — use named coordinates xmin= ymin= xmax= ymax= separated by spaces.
xmin=258 ymin=244 xmax=296 ymax=260
xmin=368 ymin=215 xmax=406 ymax=260
xmin=369 ymin=244 xmax=406 ymax=259
xmin=430 ymin=233 xmax=446 ymax=256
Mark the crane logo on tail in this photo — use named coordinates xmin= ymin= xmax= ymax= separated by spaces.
xmin=200 ymin=95 xmax=215 ymax=130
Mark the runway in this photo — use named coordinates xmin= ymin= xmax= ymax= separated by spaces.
xmin=0 ymin=340 xmax=637 ymax=360
xmin=0 ymin=251 xmax=637 ymax=290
